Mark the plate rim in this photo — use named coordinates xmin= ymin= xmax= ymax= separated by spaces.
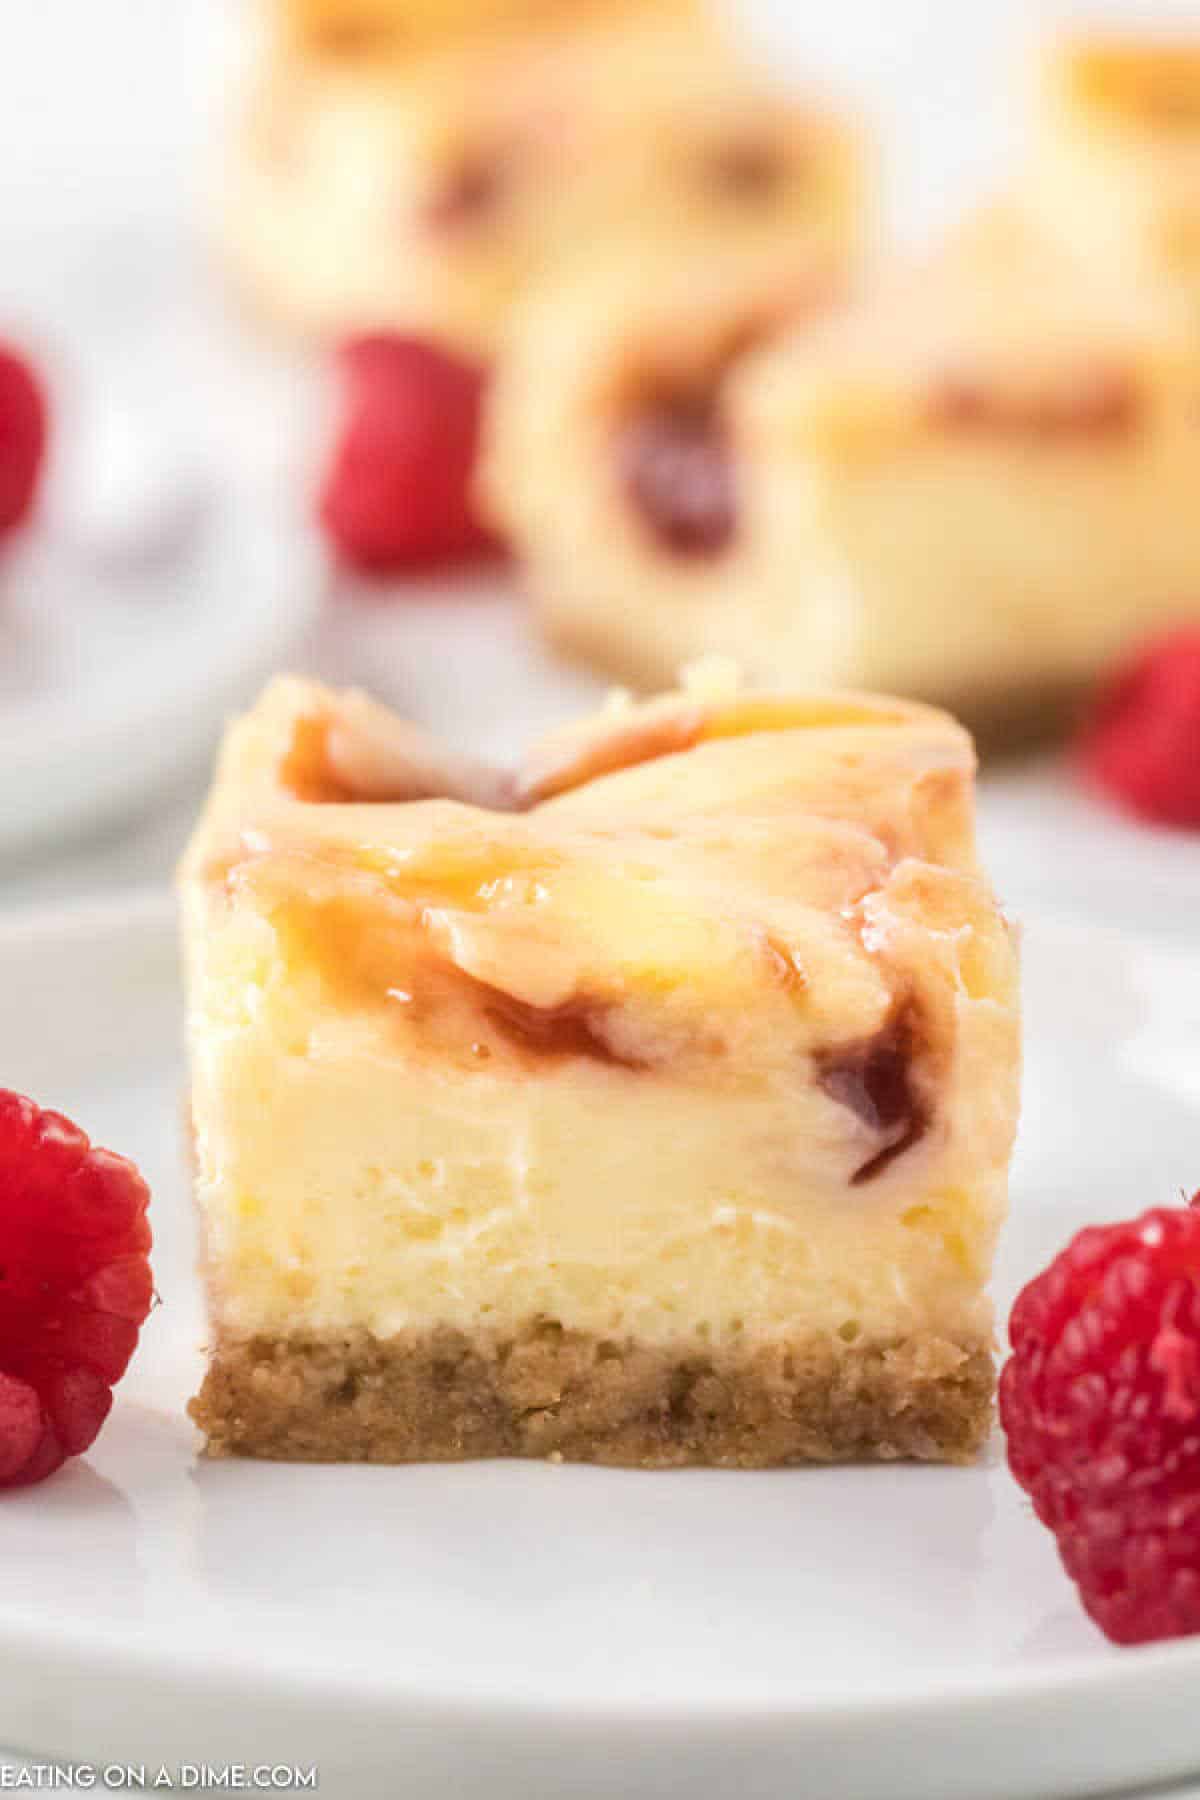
xmin=0 ymin=507 xmax=324 ymax=855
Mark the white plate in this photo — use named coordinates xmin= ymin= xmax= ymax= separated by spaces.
xmin=2 ymin=892 xmax=1200 ymax=1800
xmin=0 ymin=499 xmax=321 ymax=858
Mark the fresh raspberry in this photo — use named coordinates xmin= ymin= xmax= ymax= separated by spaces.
xmin=0 ymin=1090 xmax=153 ymax=1489
xmin=0 ymin=344 xmax=47 ymax=538
xmin=1000 ymin=1194 xmax=1200 ymax=1644
xmin=319 ymin=335 xmax=500 ymax=573
xmin=1076 ymin=630 xmax=1200 ymax=828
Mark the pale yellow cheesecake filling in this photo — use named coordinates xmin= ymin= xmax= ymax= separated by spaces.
xmin=190 ymin=1020 xmax=1005 ymax=1347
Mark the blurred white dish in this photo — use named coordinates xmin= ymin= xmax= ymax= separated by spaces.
xmin=2 ymin=893 xmax=1200 ymax=1799
xmin=47 ymin=374 xmax=215 ymax=573
xmin=0 ymin=496 xmax=321 ymax=856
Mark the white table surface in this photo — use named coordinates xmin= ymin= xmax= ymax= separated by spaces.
xmin=4 ymin=1 xmax=1200 ymax=1795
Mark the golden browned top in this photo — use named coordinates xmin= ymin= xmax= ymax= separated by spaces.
xmin=182 ymin=674 xmax=982 ymax=1008
xmin=185 ymin=672 xmax=975 ymax=863
xmin=518 ymin=685 xmax=958 ymax=804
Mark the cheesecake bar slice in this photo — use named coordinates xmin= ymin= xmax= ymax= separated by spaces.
xmin=181 ymin=674 xmax=1019 ymax=1467
xmin=1029 ymin=34 xmax=1200 ymax=313
xmin=484 ymin=207 xmax=1200 ymax=731
xmin=223 ymin=18 xmax=862 ymax=352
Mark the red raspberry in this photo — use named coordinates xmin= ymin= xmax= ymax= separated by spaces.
xmin=0 ymin=344 xmax=47 ymax=538
xmin=319 ymin=335 xmax=500 ymax=573
xmin=1076 ymin=630 xmax=1200 ymax=828
xmin=1000 ymin=1195 xmax=1200 ymax=1644
xmin=0 ymin=1090 xmax=153 ymax=1489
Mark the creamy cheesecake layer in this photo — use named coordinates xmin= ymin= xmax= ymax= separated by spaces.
xmin=183 ymin=676 xmax=1021 ymax=1375
xmin=484 ymin=207 xmax=1200 ymax=726
xmin=191 ymin=989 xmax=1007 ymax=1348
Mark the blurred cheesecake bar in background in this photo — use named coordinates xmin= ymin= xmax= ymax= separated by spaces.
xmin=485 ymin=208 xmax=1200 ymax=732
xmin=224 ymin=8 xmax=865 ymax=352
xmin=1030 ymin=34 xmax=1200 ymax=314
xmin=279 ymin=0 xmax=700 ymax=57
xmin=182 ymin=673 xmax=1019 ymax=1467
xmin=480 ymin=240 xmax=841 ymax=660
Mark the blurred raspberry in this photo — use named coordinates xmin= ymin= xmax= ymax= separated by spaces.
xmin=1077 ymin=631 xmax=1200 ymax=828
xmin=319 ymin=335 xmax=500 ymax=573
xmin=1000 ymin=1194 xmax=1200 ymax=1644
xmin=0 ymin=1090 xmax=153 ymax=1489
xmin=0 ymin=345 xmax=47 ymax=538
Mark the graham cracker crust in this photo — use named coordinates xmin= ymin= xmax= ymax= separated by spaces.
xmin=190 ymin=1322 xmax=993 ymax=1467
